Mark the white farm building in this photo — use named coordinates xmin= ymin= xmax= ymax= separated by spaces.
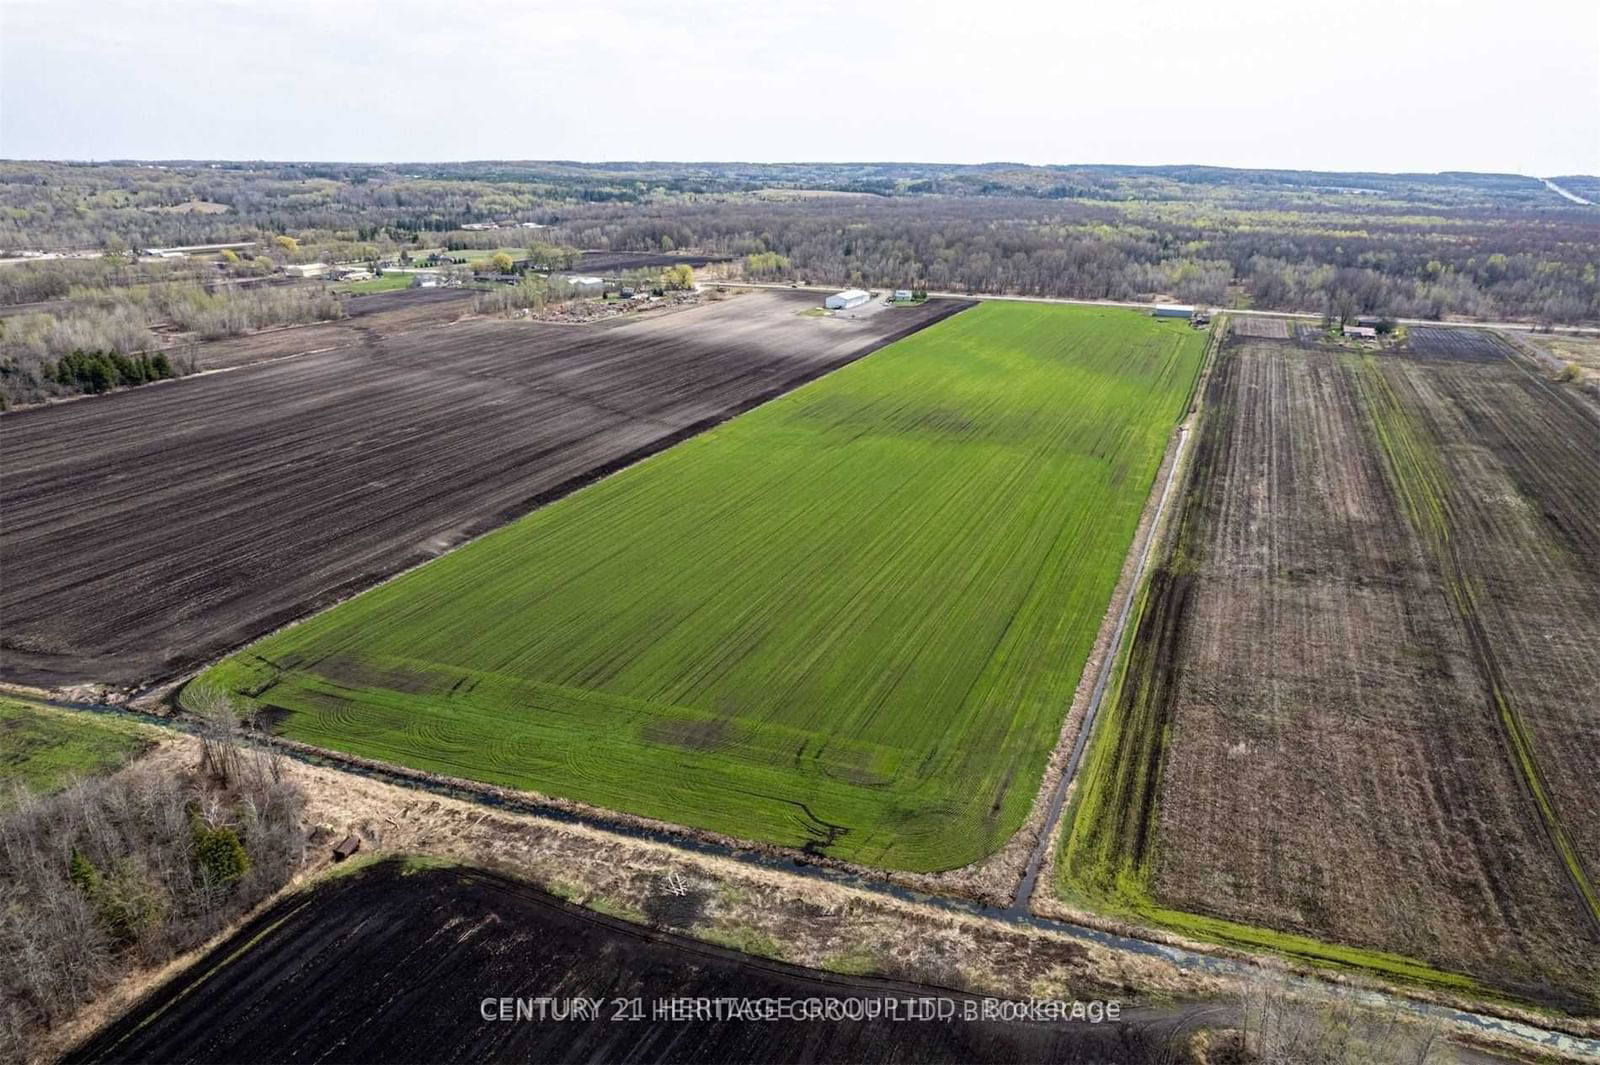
xmin=1153 ymin=303 xmax=1195 ymax=319
xmin=825 ymin=288 xmax=870 ymax=310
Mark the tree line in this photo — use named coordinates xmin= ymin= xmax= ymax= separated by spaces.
xmin=48 ymin=350 xmax=175 ymax=393
xmin=3 ymin=160 xmax=1594 ymax=344
xmin=546 ymin=196 xmax=1600 ymax=324
xmin=0 ymin=705 xmax=305 ymax=1063
xmin=0 ymin=283 xmax=344 ymax=405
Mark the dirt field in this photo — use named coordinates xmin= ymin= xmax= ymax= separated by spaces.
xmin=1060 ymin=328 xmax=1600 ymax=1010
xmin=65 ymin=860 xmax=1186 ymax=1065
xmin=1227 ymin=316 xmax=1293 ymax=339
xmin=19 ymin=717 xmax=1591 ymax=1065
xmin=184 ymin=286 xmax=476 ymax=371
xmin=0 ymin=291 xmax=965 ymax=689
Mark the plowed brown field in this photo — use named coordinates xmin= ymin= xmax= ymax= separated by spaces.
xmin=189 ymin=287 xmax=476 ymax=371
xmin=1 ymin=291 xmax=965 ymax=688
xmin=1061 ymin=328 xmax=1600 ymax=1009
xmin=67 ymin=861 xmax=1183 ymax=1065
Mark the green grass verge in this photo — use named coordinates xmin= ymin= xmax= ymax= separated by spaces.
xmin=0 ymin=697 xmax=154 ymax=803
xmin=194 ymin=303 xmax=1205 ymax=872
xmin=701 ymin=924 xmax=786 ymax=960
xmin=1055 ymin=345 xmax=1499 ymax=1002
xmin=820 ymin=944 xmax=881 ymax=975
xmin=335 ymin=273 xmax=414 ymax=294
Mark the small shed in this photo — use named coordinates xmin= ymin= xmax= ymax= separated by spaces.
xmin=1343 ymin=325 xmax=1378 ymax=339
xmin=893 ymin=289 xmax=914 ymax=302
xmin=411 ymin=271 xmax=441 ymax=288
xmin=564 ymin=275 xmax=605 ymax=294
xmin=825 ymin=288 xmax=870 ymax=310
xmin=1153 ymin=303 xmax=1194 ymax=319
xmin=332 ymin=835 xmax=362 ymax=862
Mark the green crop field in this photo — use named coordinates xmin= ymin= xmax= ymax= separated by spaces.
xmin=334 ymin=273 xmax=414 ymax=294
xmin=0 ymin=698 xmax=154 ymax=803
xmin=195 ymin=303 xmax=1206 ymax=871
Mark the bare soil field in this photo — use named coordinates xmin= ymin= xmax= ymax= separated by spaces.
xmin=1061 ymin=328 xmax=1600 ymax=1010
xmin=186 ymin=286 xmax=476 ymax=371
xmin=0 ymin=291 xmax=965 ymax=689
xmin=66 ymin=860 xmax=1185 ymax=1065
xmin=1404 ymin=325 xmax=1508 ymax=361
xmin=1227 ymin=316 xmax=1293 ymax=339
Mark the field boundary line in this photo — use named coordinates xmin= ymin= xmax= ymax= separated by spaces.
xmin=20 ymin=691 xmax=1600 ymax=1058
xmin=107 ymin=297 xmax=976 ymax=707
xmin=1006 ymin=316 xmax=1228 ymax=912
xmin=1031 ymin=325 xmax=1594 ymax=1015
xmin=716 ymin=281 xmax=1600 ymax=337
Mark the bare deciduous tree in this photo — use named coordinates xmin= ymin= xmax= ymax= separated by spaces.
xmin=0 ymin=724 xmax=306 ymax=1062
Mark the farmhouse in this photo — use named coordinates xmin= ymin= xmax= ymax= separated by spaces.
xmin=410 ymin=271 xmax=442 ymax=288
xmin=825 ymin=288 xmax=870 ymax=310
xmin=284 ymin=262 xmax=328 ymax=278
xmin=1153 ymin=304 xmax=1194 ymax=319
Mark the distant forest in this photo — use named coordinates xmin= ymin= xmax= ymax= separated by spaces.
xmin=1 ymin=158 xmax=1595 ymax=332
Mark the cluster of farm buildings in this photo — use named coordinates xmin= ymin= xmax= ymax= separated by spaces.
xmin=131 ymin=244 xmax=1225 ymax=325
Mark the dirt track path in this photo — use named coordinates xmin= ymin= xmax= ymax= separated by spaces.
xmin=1008 ymin=419 xmax=1193 ymax=912
xmin=65 ymin=859 xmax=1218 ymax=1064
xmin=19 ymin=694 xmax=1600 ymax=1062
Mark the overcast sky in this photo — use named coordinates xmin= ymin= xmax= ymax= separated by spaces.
xmin=2 ymin=0 xmax=1596 ymax=175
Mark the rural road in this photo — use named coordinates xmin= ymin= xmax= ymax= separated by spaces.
xmin=28 ymin=693 xmax=1600 ymax=1063
xmin=1009 ymin=420 xmax=1194 ymax=912
xmin=722 ymin=281 xmax=1600 ymax=336
xmin=10 ymin=292 xmax=1598 ymax=1058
